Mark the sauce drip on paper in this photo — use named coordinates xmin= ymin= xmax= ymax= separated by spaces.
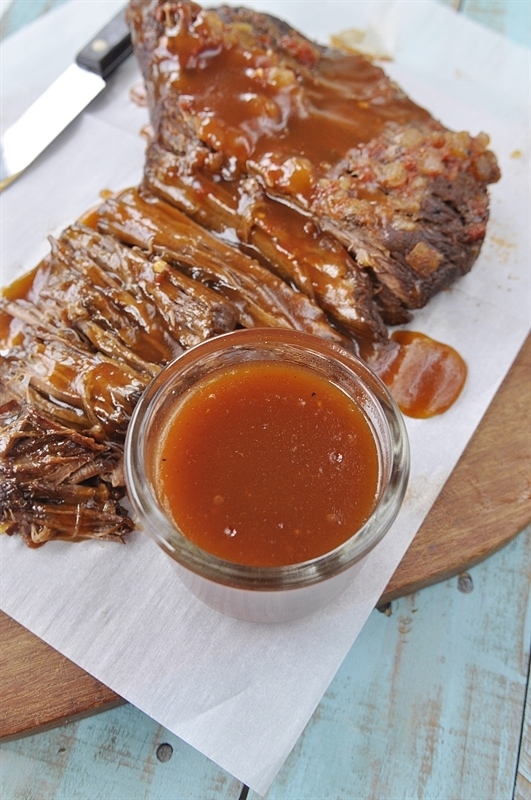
xmin=366 ymin=331 xmax=467 ymax=418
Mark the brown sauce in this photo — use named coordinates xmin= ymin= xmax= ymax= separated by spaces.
xmin=161 ymin=12 xmax=432 ymax=201
xmin=367 ymin=330 xmax=468 ymax=418
xmin=0 ymin=268 xmax=38 ymax=345
xmin=154 ymin=360 xmax=380 ymax=567
xmin=0 ymin=309 xmax=13 ymax=347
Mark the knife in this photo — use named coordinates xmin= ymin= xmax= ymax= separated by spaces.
xmin=0 ymin=7 xmax=132 ymax=192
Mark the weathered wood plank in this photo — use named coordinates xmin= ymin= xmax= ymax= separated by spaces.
xmin=247 ymin=525 xmax=531 ymax=800
xmin=462 ymin=0 xmax=531 ymax=48
xmin=0 ymin=0 xmax=67 ymax=39
xmin=0 ymin=703 xmax=244 ymax=799
xmin=515 ymin=674 xmax=531 ymax=800
xmin=439 ymin=0 xmax=531 ymax=48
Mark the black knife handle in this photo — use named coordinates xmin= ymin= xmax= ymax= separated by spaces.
xmin=75 ymin=8 xmax=132 ymax=79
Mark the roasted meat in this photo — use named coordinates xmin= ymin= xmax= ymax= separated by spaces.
xmin=128 ymin=0 xmax=500 ymax=329
xmin=0 ymin=218 xmax=241 ymax=544
xmin=0 ymin=401 xmax=133 ymax=546
xmin=0 ymin=188 xmax=343 ymax=545
xmin=1 ymin=0 xmax=501 ymax=546
xmin=95 ymin=187 xmax=347 ymax=341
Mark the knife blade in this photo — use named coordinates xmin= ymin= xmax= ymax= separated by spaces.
xmin=0 ymin=7 xmax=132 ymax=192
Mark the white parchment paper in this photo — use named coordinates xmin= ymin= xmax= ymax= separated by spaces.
xmin=1 ymin=1 xmax=529 ymax=794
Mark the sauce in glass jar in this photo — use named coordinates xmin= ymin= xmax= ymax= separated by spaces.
xmin=125 ymin=328 xmax=409 ymax=621
xmin=155 ymin=360 xmax=380 ymax=567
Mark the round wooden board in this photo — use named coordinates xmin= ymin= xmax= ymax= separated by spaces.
xmin=1 ymin=335 xmax=530 ymax=741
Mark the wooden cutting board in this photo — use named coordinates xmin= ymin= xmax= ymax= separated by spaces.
xmin=1 ymin=335 xmax=530 ymax=741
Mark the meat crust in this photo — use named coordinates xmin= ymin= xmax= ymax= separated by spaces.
xmin=127 ymin=0 xmax=500 ymax=329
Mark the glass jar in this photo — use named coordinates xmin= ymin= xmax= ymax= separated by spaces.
xmin=124 ymin=328 xmax=410 ymax=622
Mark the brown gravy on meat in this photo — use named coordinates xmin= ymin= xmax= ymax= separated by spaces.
xmin=1 ymin=252 xmax=466 ymax=420
xmin=159 ymin=7 xmax=432 ymax=203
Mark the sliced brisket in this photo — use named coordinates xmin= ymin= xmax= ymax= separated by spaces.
xmin=127 ymin=0 xmax=500 ymax=328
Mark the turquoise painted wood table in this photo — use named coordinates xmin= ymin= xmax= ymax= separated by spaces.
xmin=1 ymin=1 xmax=530 ymax=798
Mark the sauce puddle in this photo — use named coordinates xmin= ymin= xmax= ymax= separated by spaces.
xmin=365 ymin=330 xmax=467 ymax=418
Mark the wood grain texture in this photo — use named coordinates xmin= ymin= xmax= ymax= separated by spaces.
xmin=462 ymin=0 xmax=531 ymax=48
xmin=1 ymin=335 xmax=529 ymax=740
xmin=0 ymin=613 xmax=122 ymax=739
xmin=0 ymin=702 xmax=244 ymax=800
xmin=515 ymin=673 xmax=531 ymax=800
